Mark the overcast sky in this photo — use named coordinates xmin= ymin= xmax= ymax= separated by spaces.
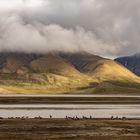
xmin=0 ymin=0 xmax=139 ymax=57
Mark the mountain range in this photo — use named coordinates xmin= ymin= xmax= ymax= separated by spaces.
xmin=0 ymin=52 xmax=140 ymax=94
xmin=115 ymin=54 xmax=140 ymax=76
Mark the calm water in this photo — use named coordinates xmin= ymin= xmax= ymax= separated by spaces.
xmin=0 ymin=104 xmax=139 ymax=118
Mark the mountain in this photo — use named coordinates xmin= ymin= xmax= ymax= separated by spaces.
xmin=60 ymin=52 xmax=140 ymax=81
xmin=0 ymin=52 xmax=140 ymax=94
xmin=115 ymin=54 xmax=140 ymax=76
xmin=30 ymin=54 xmax=80 ymax=76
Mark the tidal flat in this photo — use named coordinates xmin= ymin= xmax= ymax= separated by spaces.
xmin=0 ymin=94 xmax=139 ymax=139
xmin=0 ymin=118 xmax=139 ymax=140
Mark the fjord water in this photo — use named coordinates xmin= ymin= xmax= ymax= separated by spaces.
xmin=0 ymin=94 xmax=140 ymax=118
xmin=0 ymin=104 xmax=139 ymax=118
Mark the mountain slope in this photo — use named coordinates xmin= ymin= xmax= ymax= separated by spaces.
xmin=30 ymin=54 xmax=80 ymax=76
xmin=60 ymin=52 xmax=140 ymax=82
xmin=0 ymin=52 xmax=139 ymax=94
xmin=0 ymin=52 xmax=93 ymax=94
xmin=59 ymin=52 xmax=140 ymax=94
xmin=115 ymin=54 xmax=140 ymax=76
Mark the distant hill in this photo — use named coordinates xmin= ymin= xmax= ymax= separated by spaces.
xmin=0 ymin=52 xmax=140 ymax=94
xmin=115 ymin=54 xmax=140 ymax=76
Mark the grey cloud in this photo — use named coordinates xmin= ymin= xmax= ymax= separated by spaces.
xmin=0 ymin=14 xmax=117 ymax=56
xmin=0 ymin=0 xmax=140 ymax=57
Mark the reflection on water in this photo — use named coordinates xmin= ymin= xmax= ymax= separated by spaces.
xmin=0 ymin=104 xmax=139 ymax=118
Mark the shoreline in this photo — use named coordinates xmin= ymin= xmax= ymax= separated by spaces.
xmin=0 ymin=118 xmax=139 ymax=139
xmin=0 ymin=93 xmax=140 ymax=96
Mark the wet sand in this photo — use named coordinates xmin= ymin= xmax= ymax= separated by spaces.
xmin=0 ymin=118 xmax=139 ymax=140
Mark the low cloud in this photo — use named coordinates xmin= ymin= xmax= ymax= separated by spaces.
xmin=0 ymin=0 xmax=140 ymax=57
xmin=0 ymin=14 xmax=118 ymax=56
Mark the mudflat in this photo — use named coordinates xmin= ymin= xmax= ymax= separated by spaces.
xmin=0 ymin=118 xmax=139 ymax=140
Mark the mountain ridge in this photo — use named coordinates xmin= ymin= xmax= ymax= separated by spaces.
xmin=115 ymin=54 xmax=140 ymax=76
xmin=0 ymin=52 xmax=139 ymax=94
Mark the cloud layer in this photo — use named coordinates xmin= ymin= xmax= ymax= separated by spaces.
xmin=0 ymin=0 xmax=140 ymax=57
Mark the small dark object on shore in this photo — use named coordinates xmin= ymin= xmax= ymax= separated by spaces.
xmin=110 ymin=116 xmax=127 ymax=120
xmin=34 ymin=116 xmax=43 ymax=119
